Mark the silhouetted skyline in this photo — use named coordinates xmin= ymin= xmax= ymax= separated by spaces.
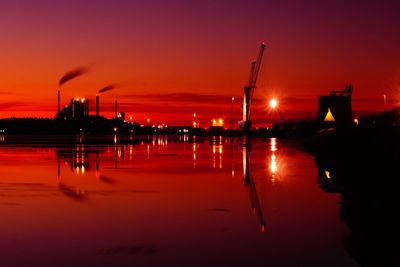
xmin=0 ymin=0 xmax=399 ymax=126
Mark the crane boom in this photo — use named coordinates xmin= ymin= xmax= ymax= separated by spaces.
xmin=250 ymin=43 xmax=266 ymax=89
xmin=239 ymin=43 xmax=266 ymax=130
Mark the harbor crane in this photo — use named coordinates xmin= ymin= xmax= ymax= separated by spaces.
xmin=239 ymin=43 xmax=266 ymax=131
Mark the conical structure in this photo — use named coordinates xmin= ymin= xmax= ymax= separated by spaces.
xmin=324 ymin=108 xmax=335 ymax=122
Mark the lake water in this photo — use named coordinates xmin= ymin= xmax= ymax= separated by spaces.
xmin=0 ymin=136 xmax=359 ymax=267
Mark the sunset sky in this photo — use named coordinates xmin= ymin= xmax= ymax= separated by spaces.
xmin=0 ymin=0 xmax=399 ymax=126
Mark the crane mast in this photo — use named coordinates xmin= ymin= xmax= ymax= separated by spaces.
xmin=239 ymin=43 xmax=266 ymax=131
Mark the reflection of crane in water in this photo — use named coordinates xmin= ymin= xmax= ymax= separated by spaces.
xmin=242 ymin=138 xmax=266 ymax=233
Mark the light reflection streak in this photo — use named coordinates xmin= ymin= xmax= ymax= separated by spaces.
xmin=268 ymin=138 xmax=279 ymax=184
xmin=193 ymin=142 xmax=197 ymax=168
xmin=212 ymin=136 xmax=223 ymax=169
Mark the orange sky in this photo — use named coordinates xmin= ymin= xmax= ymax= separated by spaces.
xmin=0 ymin=0 xmax=399 ymax=126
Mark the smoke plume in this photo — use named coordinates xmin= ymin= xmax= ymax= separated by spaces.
xmin=59 ymin=66 xmax=90 ymax=86
xmin=98 ymin=84 xmax=117 ymax=94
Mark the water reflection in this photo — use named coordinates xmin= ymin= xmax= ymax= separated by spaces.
xmin=211 ymin=136 xmax=223 ymax=169
xmin=269 ymin=138 xmax=278 ymax=183
xmin=315 ymin=150 xmax=398 ymax=266
xmin=56 ymin=147 xmax=106 ymax=200
xmin=242 ymin=137 xmax=266 ymax=233
xmin=0 ymin=137 xmax=359 ymax=267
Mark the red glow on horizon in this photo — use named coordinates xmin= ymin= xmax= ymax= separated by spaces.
xmin=0 ymin=1 xmax=399 ymax=125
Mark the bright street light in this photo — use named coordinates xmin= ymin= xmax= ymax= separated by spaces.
xmin=269 ymin=98 xmax=278 ymax=109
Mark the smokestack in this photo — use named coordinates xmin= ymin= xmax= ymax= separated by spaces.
xmin=115 ymin=100 xmax=118 ymax=119
xmin=57 ymin=90 xmax=60 ymax=114
xmin=96 ymin=95 xmax=99 ymax=117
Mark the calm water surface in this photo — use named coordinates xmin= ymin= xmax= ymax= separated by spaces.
xmin=0 ymin=136 xmax=358 ymax=267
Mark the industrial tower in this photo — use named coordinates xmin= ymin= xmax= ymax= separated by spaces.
xmin=239 ymin=43 xmax=266 ymax=131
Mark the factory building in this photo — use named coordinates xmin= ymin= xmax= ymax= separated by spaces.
xmin=318 ymin=85 xmax=353 ymax=127
xmin=59 ymin=98 xmax=89 ymax=119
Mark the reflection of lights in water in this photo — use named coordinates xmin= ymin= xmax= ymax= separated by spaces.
xmin=0 ymin=135 xmax=4 ymax=143
xmin=81 ymin=165 xmax=85 ymax=174
xmin=270 ymin=137 xmax=277 ymax=152
xmin=270 ymin=153 xmax=278 ymax=183
xmin=147 ymin=144 xmax=150 ymax=159
xmin=270 ymin=154 xmax=277 ymax=173
xmin=268 ymin=138 xmax=280 ymax=183
xmin=156 ymin=135 xmax=168 ymax=148
xmin=212 ymin=138 xmax=223 ymax=169
xmin=324 ymin=170 xmax=331 ymax=179
xmin=231 ymin=169 xmax=235 ymax=177
xmin=117 ymin=146 xmax=122 ymax=159
xmin=193 ymin=143 xmax=197 ymax=168
xmin=242 ymin=148 xmax=247 ymax=176
xmin=113 ymin=135 xmax=117 ymax=144
xmin=129 ymin=145 xmax=133 ymax=160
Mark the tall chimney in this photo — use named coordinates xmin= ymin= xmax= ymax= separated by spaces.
xmin=57 ymin=90 xmax=60 ymax=114
xmin=115 ymin=100 xmax=118 ymax=119
xmin=96 ymin=95 xmax=99 ymax=117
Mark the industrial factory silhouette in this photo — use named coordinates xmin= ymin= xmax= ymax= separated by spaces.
xmin=0 ymin=45 xmax=399 ymax=143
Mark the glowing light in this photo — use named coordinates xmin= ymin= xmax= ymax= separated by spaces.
xmin=146 ymin=118 xmax=150 ymax=123
xmin=324 ymin=108 xmax=335 ymax=122
xmin=270 ymin=137 xmax=277 ymax=152
xmin=113 ymin=127 xmax=117 ymax=132
xmin=81 ymin=98 xmax=85 ymax=103
xmin=129 ymin=116 xmax=133 ymax=120
xmin=324 ymin=170 xmax=331 ymax=179
xmin=270 ymin=154 xmax=277 ymax=174
xmin=193 ymin=113 xmax=196 ymax=118
xmin=212 ymin=118 xmax=224 ymax=127
xmin=354 ymin=118 xmax=359 ymax=125
xmin=269 ymin=98 xmax=278 ymax=109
